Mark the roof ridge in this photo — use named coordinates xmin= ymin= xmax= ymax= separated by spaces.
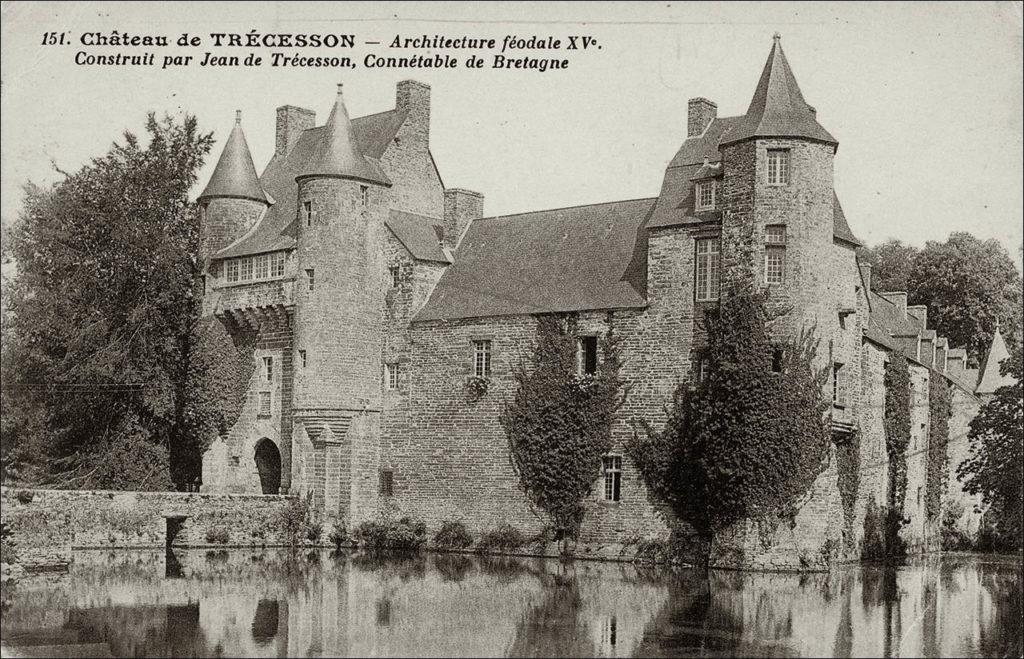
xmin=352 ymin=107 xmax=404 ymax=122
xmin=475 ymin=197 xmax=657 ymax=222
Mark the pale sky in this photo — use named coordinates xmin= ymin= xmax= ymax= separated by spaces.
xmin=2 ymin=1 xmax=1022 ymax=268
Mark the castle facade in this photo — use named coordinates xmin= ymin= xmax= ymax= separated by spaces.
xmin=198 ymin=37 xmax=1005 ymax=567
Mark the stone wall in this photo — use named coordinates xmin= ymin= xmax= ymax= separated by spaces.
xmin=0 ymin=488 xmax=296 ymax=565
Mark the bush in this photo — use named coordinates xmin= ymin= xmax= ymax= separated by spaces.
xmin=940 ymin=502 xmax=972 ymax=551
xmin=306 ymin=521 xmax=323 ymax=544
xmin=328 ymin=524 xmax=348 ymax=550
xmin=15 ymin=490 xmax=34 ymax=504
xmin=0 ymin=521 xmax=17 ymax=564
xmin=475 ymin=524 xmax=526 ymax=553
xmin=433 ymin=520 xmax=474 ymax=550
xmin=278 ymin=492 xmax=314 ymax=547
xmin=205 ymin=526 xmax=230 ymax=544
xmin=352 ymin=517 xmax=427 ymax=551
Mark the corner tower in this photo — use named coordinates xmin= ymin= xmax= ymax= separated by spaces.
xmin=719 ymin=34 xmax=839 ymax=344
xmin=291 ymin=85 xmax=392 ymax=523
xmin=197 ymin=111 xmax=269 ymax=266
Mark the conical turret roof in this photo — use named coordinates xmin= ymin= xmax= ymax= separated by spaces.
xmin=722 ymin=34 xmax=837 ymax=147
xmin=198 ymin=111 xmax=268 ymax=203
xmin=297 ymin=84 xmax=390 ymax=185
xmin=976 ymin=323 xmax=1015 ymax=394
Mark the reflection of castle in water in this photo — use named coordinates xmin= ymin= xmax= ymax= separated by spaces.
xmin=0 ymin=550 xmax=1019 ymax=657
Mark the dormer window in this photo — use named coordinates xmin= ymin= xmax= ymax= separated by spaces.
xmin=696 ymin=180 xmax=717 ymax=211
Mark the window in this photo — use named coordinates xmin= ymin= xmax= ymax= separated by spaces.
xmin=600 ymin=616 xmax=618 ymax=648
xmin=697 ymin=354 xmax=710 ymax=383
xmin=577 ymin=336 xmax=598 ymax=376
xmin=389 ymin=266 xmax=400 ymax=288
xmin=304 ymin=201 xmax=314 ymax=226
xmin=270 ymin=252 xmax=286 ymax=278
xmin=473 ymin=340 xmax=492 ymax=378
xmin=696 ymin=180 xmax=716 ymax=211
xmin=385 ymin=363 xmax=399 ymax=390
xmin=917 ymin=486 xmax=923 ymax=506
xmin=299 ymin=349 xmax=307 ymax=368
xmin=833 ymin=362 xmax=847 ymax=407
xmin=767 ymin=148 xmax=790 ymax=185
xmin=305 ymin=268 xmax=315 ymax=292
xmin=258 ymin=391 xmax=271 ymax=417
xmin=360 ymin=185 xmax=370 ymax=207
xmin=263 ymin=356 xmax=273 ymax=382
xmin=695 ymin=238 xmax=721 ymax=301
xmin=254 ymin=253 xmax=269 ymax=280
xmin=772 ymin=348 xmax=785 ymax=373
xmin=379 ymin=470 xmax=394 ymax=497
xmin=602 ymin=455 xmax=622 ymax=502
xmin=764 ymin=226 xmax=786 ymax=284
xmin=226 ymin=259 xmax=240 ymax=283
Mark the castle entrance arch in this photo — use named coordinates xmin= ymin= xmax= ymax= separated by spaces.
xmin=254 ymin=438 xmax=281 ymax=494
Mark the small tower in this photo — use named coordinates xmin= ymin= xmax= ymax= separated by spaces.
xmin=719 ymin=34 xmax=839 ymax=345
xmin=976 ymin=323 xmax=1015 ymax=398
xmin=197 ymin=111 xmax=268 ymax=264
xmin=291 ymin=84 xmax=391 ymax=522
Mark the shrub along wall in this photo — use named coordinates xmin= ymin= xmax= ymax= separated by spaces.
xmin=0 ymin=487 xmax=295 ymax=568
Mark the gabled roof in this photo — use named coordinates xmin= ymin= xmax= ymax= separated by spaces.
xmin=298 ymin=85 xmax=391 ymax=185
xmin=976 ymin=325 xmax=1014 ymax=394
xmin=832 ymin=193 xmax=862 ymax=246
xmin=386 ymin=210 xmax=450 ymax=263
xmin=198 ymin=114 xmax=268 ymax=203
xmin=721 ymin=35 xmax=837 ymax=148
xmin=213 ymin=104 xmax=408 ymax=260
xmin=414 ymin=198 xmax=654 ymax=322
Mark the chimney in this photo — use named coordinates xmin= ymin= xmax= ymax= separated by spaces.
xmin=396 ymin=80 xmax=431 ymax=146
xmin=881 ymin=291 xmax=907 ymax=318
xmin=859 ymin=261 xmax=872 ymax=293
xmin=687 ymin=97 xmax=717 ymax=137
xmin=946 ymin=349 xmax=967 ymax=382
xmin=276 ymin=105 xmax=316 ymax=157
xmin=908 ymin=304 xmax=928 ymax=330
xmin=443 ymin=189 xmax=484 ymax=251
xmin=935 ymin=338 xmax=948 ymax=373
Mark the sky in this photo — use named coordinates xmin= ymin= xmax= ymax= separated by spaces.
xmin=1 ymin=1 xmax=1022 ymax=268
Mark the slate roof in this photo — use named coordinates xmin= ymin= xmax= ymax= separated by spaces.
xmin=386 ymin=210 xmax=450 ymax=263
xmin=298 ymin=86 xmax=390 ymax=185
xmin=721 ymin=36 xmax=838 ymax=147
xmin=413 ymin=198 xmax=655 ymax=322
xmin=976 ymin=325 xmax=1014 ymax=394
xmin=214 ymin=106 xmax=407 ymax=260
xmin=198 ymin=116 xmax=268 ymax=203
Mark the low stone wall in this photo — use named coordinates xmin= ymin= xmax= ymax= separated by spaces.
xmin=0 ymin=488 xmax=296 ymax=570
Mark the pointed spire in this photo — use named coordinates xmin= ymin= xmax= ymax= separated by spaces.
xmin=198 ymin=112 xmax=268 ymax=203
xmin=722 ymin=35 xmax=837 ymax=147
xmin=297 ymin=84 xmax=389 ymax=185
xmin=976 ymin=323 xmax=1015 ymax=394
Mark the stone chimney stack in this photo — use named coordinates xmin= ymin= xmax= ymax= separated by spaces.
xmin=882 ymin=291 xmax=908 ymax=318
xmin=688 ymin=97 xmax=717 ymax=137
xmin=908 ymin=304 xmax=928 ymax=330
xmin=276 ymin=105 xmax=316 ymax=157
xmin=443 ymin=189 xmax=484 ymax=251
xmin=396 ymin=80 xmax=431 ymax=147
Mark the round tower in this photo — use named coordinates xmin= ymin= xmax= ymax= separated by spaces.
xmin=197 ymin=110 xmax=269 ymax=262
xmin=291 ymin=84 xmax=391 ymax=521
xmin=719 ymin=34 xmax=839 ymax=347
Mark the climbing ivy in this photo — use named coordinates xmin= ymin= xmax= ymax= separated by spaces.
xmin=881 ymin=351 xmax=911 ymax=558
xmin=500 ymin=314 xmax=627 ymax=540
xmin=835 ymin=429 xmax=860 ymax=539
xmin=627 ymin=280 xmax=830 ymax=537
xmin=925 ymin=376 xmax=952 ymax=522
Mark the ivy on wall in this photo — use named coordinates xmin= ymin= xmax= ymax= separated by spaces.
xmin=835 ymin=430 xmax=860 ymax=540
xmin=925 ymin=376 xmax=952 ymax=522
xmin=627 ymin=281 xmax=830 ymax=538
xmin=500 ymin=314 xmax=627 ymax=540
xmin=880 ymin=351 xmax=911 ymax=558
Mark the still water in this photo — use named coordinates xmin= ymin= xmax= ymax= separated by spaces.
xmin=1 ymin=549 xmax=1020 ymax=658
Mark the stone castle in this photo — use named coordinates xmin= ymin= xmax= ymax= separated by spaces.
xmin=197 ymin=36 xmax=1012 ymax=568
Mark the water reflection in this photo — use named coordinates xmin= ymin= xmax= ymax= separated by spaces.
xmin=0 ymin=549 xmax=1019 ymax=657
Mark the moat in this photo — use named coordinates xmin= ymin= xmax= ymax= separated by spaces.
xmin=1 ymin=550 xmax=1019 ymax=658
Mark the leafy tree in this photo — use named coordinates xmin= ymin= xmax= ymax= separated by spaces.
xmin=857 ymin=239 xmax=918 ymax=293
xmin=0 ymin=113 xmax=242 ymax=490
xmin=957 ymin=347 xmax=1023 ymax=550
xmin=500 ymin=314 xmax=626 ymax=542
xmin=628 ymin=281 xmax=830 ymax=537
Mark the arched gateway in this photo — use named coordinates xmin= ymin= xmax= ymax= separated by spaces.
xmin=254 ymin=438 xmax=281 ymax=495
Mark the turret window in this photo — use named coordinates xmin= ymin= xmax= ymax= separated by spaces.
xmin=766 ymin=149 xmax=790 ymax=185
xmin=696 ymin=181 xmax=717 ymax=211
xmin=304 ymin=201 xmax=314 ymax=226
xmin=223 ymin=251 xmax=286 ymax=285
xmin=389 ymin=266 xmax=400 ymax=288
xmin=764 ymin=225 xmax=786 ymax=285
xmin=263 ymin=356 xmax=273 ymax=382
xmin=360 ymin=185 xmax=370 ymax=206
xmin=695 ymin=238 xmax=721 ymax=301
xmin=385 ymin=363 xmax=400 ymax=391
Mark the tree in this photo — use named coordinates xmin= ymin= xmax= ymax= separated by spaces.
xmin=857 ymin=239 xmax=918 ymax=293
xmin=0 ymin=113 xmax=241 ymax=490
xmin=957 ymin=347 xmax=1023 ymax=550
xmin=628 ymin=281 xmax=830 ymax=538
xmin=500 ymin=315 xmax=626 ymax=542
xmin=908 ymin=233 xmax=1022 ymax=365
